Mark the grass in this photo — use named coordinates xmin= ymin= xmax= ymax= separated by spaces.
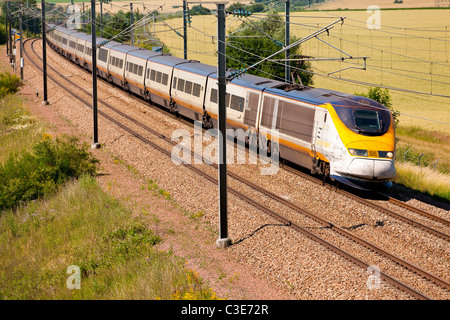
xmin=0 ymin=91 xmax=220 ymax=300
xmin=393 ymin=162 xmax=450 ymax=203
xmin=0 ymin=175 xmax=219 ymax=299
xmin=0 ymin=93 xmax=44 ymax=165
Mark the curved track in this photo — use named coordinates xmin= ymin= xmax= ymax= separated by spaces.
xmin=24 ymin=38 xmax=450 ymax=300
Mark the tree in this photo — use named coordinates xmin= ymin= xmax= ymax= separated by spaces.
xmin=226 ymin=11 xmax=313 ymax=86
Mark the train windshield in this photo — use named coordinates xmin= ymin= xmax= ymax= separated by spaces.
xmin=354 ymin=109 xmax=381 ymax=133
xmin=331 ymin=97 xmax=391 ymax=136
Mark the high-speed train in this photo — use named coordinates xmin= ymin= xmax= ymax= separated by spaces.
xmin=46 ymin=24 xmax=396 ymax=189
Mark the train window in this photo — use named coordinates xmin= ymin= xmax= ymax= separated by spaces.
xmin=260 ymin=97 xmax=275 ymax=128
xmin=98 ymin=48 xmax=108 ymax=62
xmin=173 ymin=77 xmax=177 ymax=89
xmin=119 ymin=59 xmax=123 ymax=69
xmin=278 ymin=102 xmax=314 ymax=142
xmin=62 ymin=37 xmax=67 ymax=45
xmin=210 ymin=88 xmax=217 ymax=103
xmin=177 ymin=79 xmax=185 ymax=92
xmin=185 ymin=81 xmax=193 ymax=95
xmin=192 ymin=83 xmax=201 ymax=97
xmin=156 ymin=71 xmax=162 ymax=83
xmin=69 ymin=41 xmax=76 ymax=49
xmin=133 ymin=64 xmax=138 ymax=75
xmin=162 ymin=73 xmax=169 ymax=86
xmin=354 ymin=109 xmax=381 ymax=133
xmin=230 ymin=95 xmax=244 ymax=112
xmin=150 ymin=69 xmax=156 ymax=81
xmin=333 ymin=99 xmax=391 ymax=136
xmin=138 ymin=65 xmax=143 ymax=76
xmin=225 ymin=93 xmax=230 ymax=108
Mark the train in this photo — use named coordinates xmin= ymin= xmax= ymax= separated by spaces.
xmin=45 ymin=24 xmax=396 ymax=189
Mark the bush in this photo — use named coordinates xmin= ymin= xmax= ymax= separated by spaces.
xmin=0 ymin=134 xmax=99 ymax=211
xmin=0 ymin=72 xmax=23 ymax=98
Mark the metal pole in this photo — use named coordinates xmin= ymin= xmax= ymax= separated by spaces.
xmin=19 ymin=2 xmax=24 ymax=80
xmin=5 ymin=1 xmax=9 ymax=57
xmin=130 ymin=3 xmax=134 ymax=46
xmin=41 ymin=0 xmax=48 ymax=105
xmin=285 ymin=0 xmax=290 ymax=83
xmin=91 ymin=0 xmax=100 ymax=149
xmin=9 ymin=3 xmax=13 ymax=65
xmin=183 ymin=0 xmax=187 ymax=60
xmin=100 ymin=0 xmax=103 ymax=37
xmin=216 ymin=3 xmax=231 ymax=249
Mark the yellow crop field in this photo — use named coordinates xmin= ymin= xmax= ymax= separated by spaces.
xmin=143 ymin=9 xmax=450 ymax=135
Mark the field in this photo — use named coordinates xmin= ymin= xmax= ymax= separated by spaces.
xmin=142 ymin=9 xmax=450 ymax=135
xmin=143 ymin=7 xmax=449 ymax=195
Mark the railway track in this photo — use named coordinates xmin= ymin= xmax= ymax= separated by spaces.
xmin=24 ymin=38 xmax=450 ymax=300
xmin=280 ymin=164 xmax=450 ymax=241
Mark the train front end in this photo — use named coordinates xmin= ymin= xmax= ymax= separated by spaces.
xmin=327 ymin=96 xmax=396 ymax=189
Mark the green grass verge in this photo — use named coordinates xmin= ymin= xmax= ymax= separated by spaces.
xmin=0 ymin=91 xmax=220 ymax=300
xmin=0 ymin=175 xmax=219 ymax=299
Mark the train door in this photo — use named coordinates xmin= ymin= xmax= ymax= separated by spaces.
xmin=313 ymin=107 xmax=330 ymax=154
xmin=244 ymin=91 xmax=260 ymax=130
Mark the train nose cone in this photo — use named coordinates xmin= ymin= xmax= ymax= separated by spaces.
xmin=347 ymin=158 xmax=396 ymax=180
xmin=374 ymin=159 xmax=396 ymax=180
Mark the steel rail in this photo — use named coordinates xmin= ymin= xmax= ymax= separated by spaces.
xmin=280 ymin=165 xmax=450 ymax=242
xmin=24 ymin=38 xmax=445 ymax=299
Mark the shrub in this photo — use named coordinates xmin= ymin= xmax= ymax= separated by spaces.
xmin=0 ymin=134 xmax=99 ymax=211
xmin=0 ymin=72 xmax=23 ymax=98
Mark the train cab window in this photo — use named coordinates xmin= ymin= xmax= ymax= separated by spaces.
xmin=177 ymin=79 xmax=185 ymax=92
xmin=185 ymin=81 xmax=193 ymax=95
xmin=192 ymin=83 xmax=201 ymax=97
xmin=332 ymin=99 xmax=391 ymax=136
xmin=354 ymin=109 xmax=381 ymax=133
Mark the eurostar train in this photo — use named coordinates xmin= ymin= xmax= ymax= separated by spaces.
xmin=46 ymin=24 xmax=396 ymax=189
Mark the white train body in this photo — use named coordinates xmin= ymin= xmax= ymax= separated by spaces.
xmin=46 ymin=25 xmax=396 ymax=188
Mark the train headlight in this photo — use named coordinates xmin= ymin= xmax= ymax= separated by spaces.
xmin=378 ymin=151 xmax=394 ymax=159
xmin=348 ymin=148 xmax=368 ymax=157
